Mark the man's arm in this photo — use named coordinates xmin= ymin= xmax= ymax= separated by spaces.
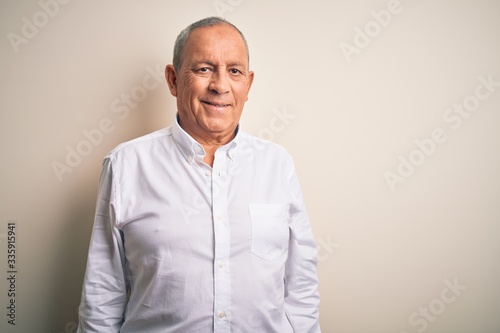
xmin=77 ymin=157 xmax=129 ymax=332
xmin=284 ymin=164 xmax=321 ymax=333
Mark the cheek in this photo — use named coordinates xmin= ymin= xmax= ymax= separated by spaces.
xmin=188 ymin=75 xmax=208 ymax=89
xmin=179 ymin=76 xmax=204 ymax=99
xmin=234 ymin=83 xmax=250 ymax=102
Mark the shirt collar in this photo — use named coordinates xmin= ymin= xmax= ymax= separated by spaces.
xmin=171 ymin=114 xmax=240 ymax=164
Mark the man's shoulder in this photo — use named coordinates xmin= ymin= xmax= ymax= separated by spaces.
xmin=106 ymin=127 xmax=172 ymax=160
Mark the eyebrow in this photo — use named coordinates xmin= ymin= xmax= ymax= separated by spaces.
xmin=227 ymin=62 xmax=245 ymax=68
xmin=192 ymin=61 xmax=216 ymax=67
xmin=192 ymin=61 xmax=246 ymax=68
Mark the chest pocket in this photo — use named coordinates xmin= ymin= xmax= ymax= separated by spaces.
xmin=249 ymin=203 xmax=290 ymax=261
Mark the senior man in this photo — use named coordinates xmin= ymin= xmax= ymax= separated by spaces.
xmin=77 ymin=16 xmax=321 ymax=332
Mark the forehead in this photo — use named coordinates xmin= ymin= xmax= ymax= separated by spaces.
xmin=183 ymin=24 xmax=248 ymax=65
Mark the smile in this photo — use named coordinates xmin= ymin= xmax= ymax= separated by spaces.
xmin=201 ymin=100 xmax=231 ymax=107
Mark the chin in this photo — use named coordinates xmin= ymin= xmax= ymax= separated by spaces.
xmin=205 ymin=118 xmax=232 ymax=129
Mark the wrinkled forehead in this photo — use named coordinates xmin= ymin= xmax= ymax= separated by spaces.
xmin=183 ymin=24 xmax=249 ymax=67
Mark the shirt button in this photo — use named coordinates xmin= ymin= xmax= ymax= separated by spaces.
xmin=218 ymin=262 xmax=224 ymax=269
xmin=205 ymin=171 xmax=211 ymax=177
xmin=217 ymin=215 xmax=223 ymax=221
xmin=218 ymin=311 xmax=226 ymax=318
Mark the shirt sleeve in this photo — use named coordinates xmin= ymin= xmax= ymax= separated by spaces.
xmin=77 ymin=157 xmax=129 ymax=332
xmin=284 ymin=162 xmax=321 ymax=333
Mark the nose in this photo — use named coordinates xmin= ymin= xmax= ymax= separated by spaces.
xmin=209 ymin=70 xmax=230 ymax=94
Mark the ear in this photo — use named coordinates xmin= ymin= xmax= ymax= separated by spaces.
xmin=245 ymin=71 xmax=255 ymax=101
xmin=165 ymin=64 xmax=178 ymax=97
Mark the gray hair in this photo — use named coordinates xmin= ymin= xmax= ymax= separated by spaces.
xmin=172 ymin=16 xmax=250 ymax=72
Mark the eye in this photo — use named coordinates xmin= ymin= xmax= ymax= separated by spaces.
xmin=197 ymin=67 xmax=211 ymax=73
xmin=230 ymin=68 xmax=242 ymax=75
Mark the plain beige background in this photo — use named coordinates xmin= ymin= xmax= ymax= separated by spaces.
xmin=1 ymin=0 xmax=499 ymax=332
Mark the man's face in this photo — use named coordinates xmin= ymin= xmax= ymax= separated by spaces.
xmin=166 ymin=24 xmax=254 ymax=143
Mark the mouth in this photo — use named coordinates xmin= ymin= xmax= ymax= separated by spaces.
xmin=201 ymin=100 xmax=231 ymax=108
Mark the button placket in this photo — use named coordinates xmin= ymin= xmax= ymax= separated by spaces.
xmin=212 ymin=150 xmax=231 ymax=331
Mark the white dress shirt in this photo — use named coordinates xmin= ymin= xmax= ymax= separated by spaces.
xmin=77 ymin=117 xmax=321 ymax=333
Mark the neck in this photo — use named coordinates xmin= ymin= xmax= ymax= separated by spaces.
xmin=177 ymin=117 xmax=237 ymax=167
xmin=189 ymin=133 xmax=237 ymax=168
xmin=203 ymin=147 xmax=217 ymax=166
